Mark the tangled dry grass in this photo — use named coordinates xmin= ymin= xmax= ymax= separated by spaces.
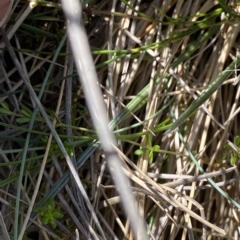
xmin=0 ymin=0 xmax=240 ymax=239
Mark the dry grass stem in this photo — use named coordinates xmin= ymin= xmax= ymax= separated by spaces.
xmin=1 ymin=1 xmax=240 ymax=239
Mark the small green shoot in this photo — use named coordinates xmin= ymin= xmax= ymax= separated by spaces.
xmin=34 ymin=197 xmax=63 ymax=229
xmin=0 ymin=102 xmax=43 ymax=123
xmin=134 ymin=134 xmax=160 ymax=164
xmin=224 ymin=136 xmax=240 ymax=165
xmin=0 ymin=102 xmax=12 ymax=114
xmin=41 ymin=136 xmax=74 ymax=157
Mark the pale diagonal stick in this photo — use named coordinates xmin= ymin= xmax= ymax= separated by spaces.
xmin=61 ymin=0 xmax=148 ymax=239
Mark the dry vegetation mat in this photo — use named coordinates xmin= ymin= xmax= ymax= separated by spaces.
xmin=0 ymin=0 xmax=240 ymax=239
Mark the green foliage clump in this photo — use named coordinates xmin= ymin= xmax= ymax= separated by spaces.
xmin=34 ymin=197 xmax=64 ymax=229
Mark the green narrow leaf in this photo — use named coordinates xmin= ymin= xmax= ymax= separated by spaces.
xmin=152 ymin=145 xmax=160 ymax=152
xmin=0 ymin=102 xmax=11 ymax=114
xmin=21 ymin=106 xmax=32 ymax=117
xmin=218 ymin=0 xmax=240 ymax=18
xmin=0 ymin=172 xmax=20 ymax=187
xmin=230 ymin=155 xmax=237 ymax=165
xmin=20 ymin=23 xmax=56 ymax=38
xmin=134 ymin=149 xmax=147 ymax=155
xmin=146 ymin=134 xmax=152 ymax=148
xmin=16 ymin=118 xmax=31 ymax=123
xmin=224 ymin=144 xmax=232 ymax=151
xmin=165 ymin=54 xmax=240 ymax=134
xmin=42 ymin=218 xmax=49 ymax=225
xmin=50 ymin=219 xmax=57 ymax=228
xmin=0 ymin=108 xmax=11 ymax=115
xmin=148 ymin=151 xmax=153 ymax=164
xmin=0 ymin=102 xmax=10 ymax=111
xmin=52 ymin=210 xmax=63 ymax=219
xmin=234 ymin=136 xmax=240 ymax=146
